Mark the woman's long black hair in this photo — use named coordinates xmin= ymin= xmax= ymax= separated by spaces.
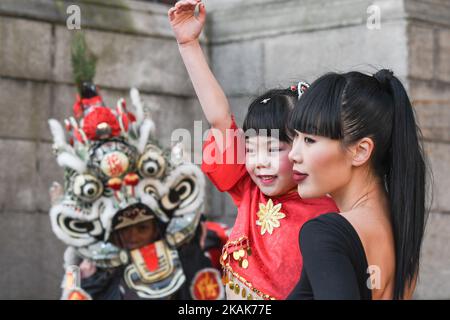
xmin=289 ymin=69 xmax=429 ymax=299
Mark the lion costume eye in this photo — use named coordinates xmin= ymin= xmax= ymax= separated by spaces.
xmin=174 ymin=180 xmax=193 ymax=201
xmin=73 ymin=174 xmax=104 ymax=202
xmin=138 ymin=148 xmax=166 ymax=178
xmin=143 ymin=184 xmax=159 ymax=198
xmin=161 ymin=178 xmax=195 ymax=211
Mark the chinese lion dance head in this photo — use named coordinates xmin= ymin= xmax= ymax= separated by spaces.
xmin=47 ymin=83 xmax=223 ymax=299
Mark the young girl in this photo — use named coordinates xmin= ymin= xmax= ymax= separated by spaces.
xmin=168 ymin=0 xmax=338 ymax=300
xmin=287 ymin=69 xmax=428 ymax=300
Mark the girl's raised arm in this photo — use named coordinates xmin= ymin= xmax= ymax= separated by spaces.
xmin=169 ymin=0 xmax=233 ymax=136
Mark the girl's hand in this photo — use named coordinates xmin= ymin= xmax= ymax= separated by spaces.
xmin=169 ymin=0 xmax=232 ymax=134
xmin=168 ymin=0 xmax=206 ymax=45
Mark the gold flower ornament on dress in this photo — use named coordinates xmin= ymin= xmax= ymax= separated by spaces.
xmin=256 ymin=199 xmax=286 ymax=235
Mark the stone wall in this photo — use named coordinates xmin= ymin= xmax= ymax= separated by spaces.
xmin=405 ymin=0 xmax=450 ymax=299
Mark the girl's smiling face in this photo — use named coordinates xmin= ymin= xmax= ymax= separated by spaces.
xmin=288 ymin=130 xmax=353 ymax=199
xmin=245 ymin=135 xmax=297 ymax=197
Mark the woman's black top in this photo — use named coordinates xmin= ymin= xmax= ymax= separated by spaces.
xmin=287 ymin=212 xmax=372 ymax=300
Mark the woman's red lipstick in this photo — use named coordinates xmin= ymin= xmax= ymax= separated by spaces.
xmin=292 ymin=170 xmax=308 ymax=183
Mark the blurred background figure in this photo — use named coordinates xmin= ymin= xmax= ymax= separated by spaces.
xmin=0 ymin=0 xmax=449 ymax=299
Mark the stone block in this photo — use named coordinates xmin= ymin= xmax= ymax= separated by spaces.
xmin=211 ymin=41 xmax=265 ymax=96
xmin=414 ymin=212 xmax=450 ymax=299
xmin=436 ymin=28 xmax=450 ymax=83
xmin=423 ymin=141 xmax=450 ymax=213
xmin=264 ymin=21 xmax=409 ymax=89
xmin=0 ymin=78 xmax=51 ymax=141
xmin=408 ymin=24 xmax=434 ymax=80
xmin=0 ymin=212 xmax=66 ymax=299
xmin=53 ymin=26 xmax=195 ymax=96
xmin=0 ymin=140 xmax=38 ymax=213
xmin=411 ymin=80 xmax=450 ymax=142
xmin=0 ymin=0 xmax=175 ymax=38
xmin=0 ymin=17 xmax=52 ymax=80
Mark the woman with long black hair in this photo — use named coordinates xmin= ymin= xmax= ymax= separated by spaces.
xmin=287 ymin=69 xmax=429 ymax=300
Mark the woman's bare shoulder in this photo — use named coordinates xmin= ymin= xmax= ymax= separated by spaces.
xmin=341 ymin=208 xmax=396 ymax=298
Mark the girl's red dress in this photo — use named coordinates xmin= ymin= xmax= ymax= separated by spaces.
xmin=201 ymin=117 xmax=339 ymax=299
